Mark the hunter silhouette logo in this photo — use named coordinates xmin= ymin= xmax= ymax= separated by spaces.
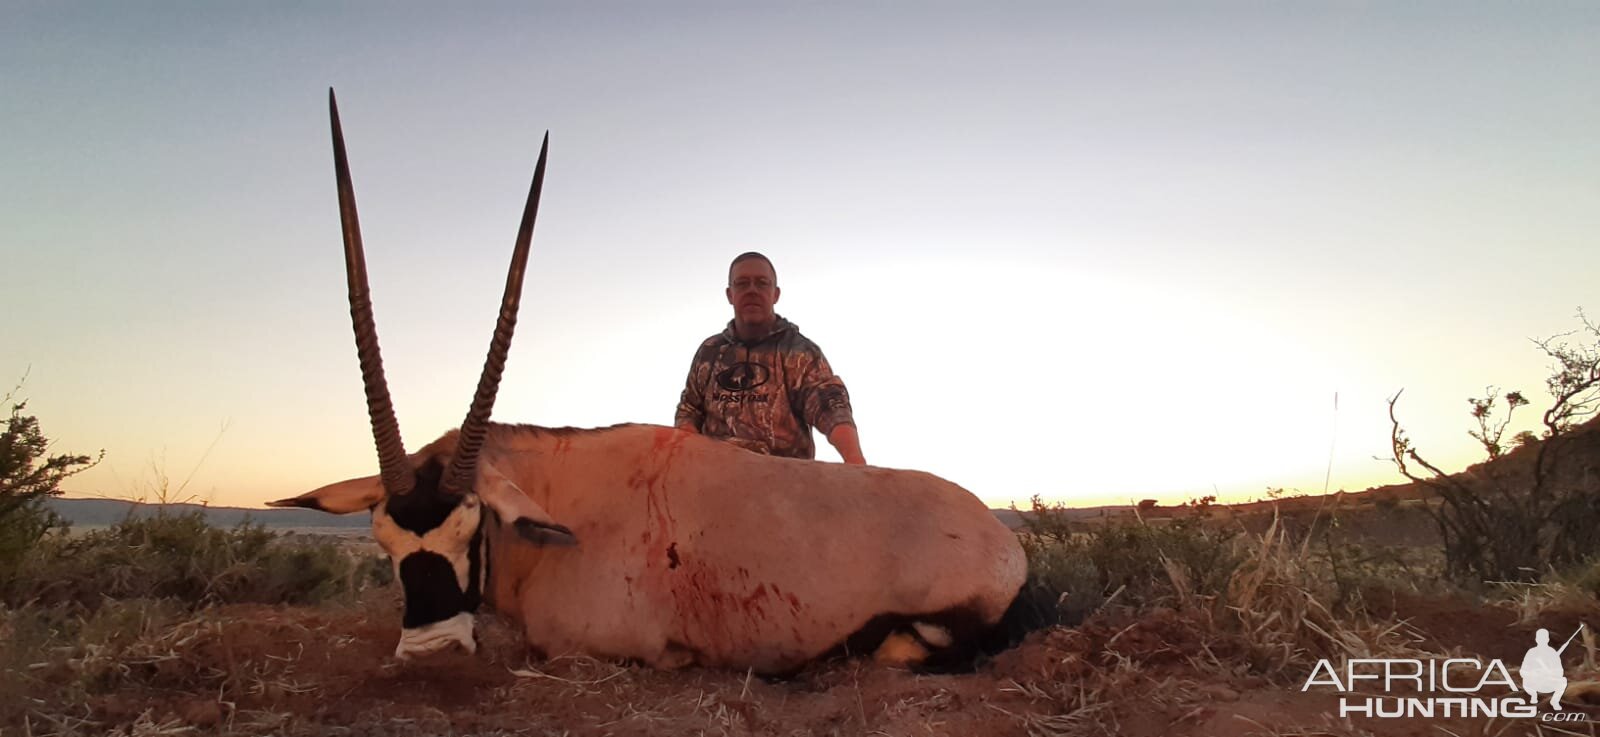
xmin=1522 ymin=625 xmax=1583 ymax=710
xmin=1303 ymin=622 xmax=1589 ymax=722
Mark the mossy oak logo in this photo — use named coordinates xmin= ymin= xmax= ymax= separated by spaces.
xmin=716 ymin=363 xmax=769 ymax=392
xmin=1304 ymin=624 xmax=1589 ymax=722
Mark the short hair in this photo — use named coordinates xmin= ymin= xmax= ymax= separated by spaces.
xmin=728 ymin=251 xmax=777 ymax=284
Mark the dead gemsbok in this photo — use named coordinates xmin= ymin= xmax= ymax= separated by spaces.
xmin=271 ymin=91 xmax=1026 ymax=673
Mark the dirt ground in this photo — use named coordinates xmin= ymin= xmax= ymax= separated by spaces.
xmin=13 ymin=589 xmax=1599 ymax=737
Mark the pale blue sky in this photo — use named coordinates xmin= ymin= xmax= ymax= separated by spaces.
xmin=3 ymin=2 xmax=1596 ymax=507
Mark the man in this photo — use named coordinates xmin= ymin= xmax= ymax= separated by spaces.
xmin=675 ymin=252 xmax=866 ymax=464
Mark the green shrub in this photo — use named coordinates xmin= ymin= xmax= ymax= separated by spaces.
xmin=1012 ymin=497 xmax=1242 ymax=629
xmin=3 ymin=511 xmax=389 ymax=610
xmin=1 ymin=389 xmax=99 ymax=576
xmin=0 ymin=514 xmax=390 ymax=730
xmin=1553 ymin=557 xmax=1600 ymax=600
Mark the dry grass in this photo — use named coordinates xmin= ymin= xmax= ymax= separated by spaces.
xmin=996 ymin=654 xmax=1199 ymax=737
xmin=0 ymin=599 xmax=351 ymax=737
xmin=997 ymin=511 xmax=1435 ymax=737
xmin=12 ymin=500 xmax=1593 ymax=736
xmin=1215 ymin=516 xmax=1431 ymax=677
xmin=1492 ymin=575 xmax=1600 ymax=625
xmin=1231 ymin=714 xmax=1378 ymax=737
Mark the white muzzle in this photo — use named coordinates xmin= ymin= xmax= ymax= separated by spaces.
xmin=394 ymin=612 xmax=477 ymax=660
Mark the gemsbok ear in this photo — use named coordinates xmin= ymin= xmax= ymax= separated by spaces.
xmin=477 ymin=462 xmax=577 ymax=547
xmin=268 ymin=474 xmax=386 ymax=514
xmin=512 ymin=518 xmax=578 ymax=547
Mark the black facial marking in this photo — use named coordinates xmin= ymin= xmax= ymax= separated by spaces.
xmin=464 ymin=524 xmax=483 ymax=614
xmin=399 ymin=551 xmax=469 ymax=628
xmin=385 ymin=458 xmax=463 ymax=534
xmin=666 ymin=542 xmax=681 ymax=569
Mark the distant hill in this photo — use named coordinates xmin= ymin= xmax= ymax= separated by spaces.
xmin=62 ymin=415 xmax=1593 ymax=537
xmin=991 ymin=507 xmax=1024 ymax=530
xmin=48 ymin=498 xmax=369 ymax=530
xmin=989 ymin=504 xmax=1136 ymax=530
xmin=1255 ymin=410 xmax=1600 ymax=513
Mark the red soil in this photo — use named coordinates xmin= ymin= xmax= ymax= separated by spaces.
xmin=21 ymin=590 xmax=1593 ymax=737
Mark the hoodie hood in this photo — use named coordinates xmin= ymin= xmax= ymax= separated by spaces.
xmin=722 ymin=315 xmax=796 ymax=346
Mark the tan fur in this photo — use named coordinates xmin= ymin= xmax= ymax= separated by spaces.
xmin=275 ymin=474 xmax=385 ymax=513
xmin=284 ymin=422 xmax=1026 ymax=673
xmin=462 ymin=423 xmax=1026 ymax=674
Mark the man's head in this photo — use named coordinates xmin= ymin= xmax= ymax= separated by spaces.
xmin=726 ymin=251 xmax=780 ymax=332
xmin=1537 ymin=628 xmax=1551 ymax=646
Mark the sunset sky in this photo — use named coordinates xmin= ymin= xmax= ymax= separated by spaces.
xmin=3 ymin=3 xmax=1596 ymax=510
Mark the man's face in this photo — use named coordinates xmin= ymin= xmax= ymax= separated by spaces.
xmin=726 ymin=258 xmax=780 ymax=327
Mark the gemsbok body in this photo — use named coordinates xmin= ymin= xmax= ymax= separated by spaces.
xmin=272 ymin=91 xmax=1027 ymax=673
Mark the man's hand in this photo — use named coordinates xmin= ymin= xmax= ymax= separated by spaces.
xmin=827 ymin=424 xmax=866 ymax=465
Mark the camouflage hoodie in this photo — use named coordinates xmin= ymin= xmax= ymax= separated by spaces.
xmin=674 ymin=316 xmax=855 ymax=460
